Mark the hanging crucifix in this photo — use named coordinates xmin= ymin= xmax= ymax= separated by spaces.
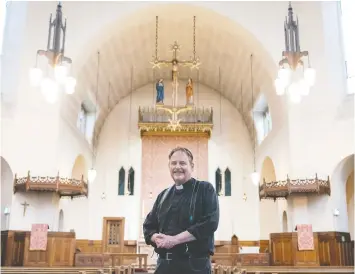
xmin=151 ymin=16 xmax=201 ymax=108
xmin=21 ymin=201 xmax=30 ymax=217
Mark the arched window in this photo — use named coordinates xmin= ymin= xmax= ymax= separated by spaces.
xmin=118 ymin=167 xmax=125 ymax=196
xmin=128 ymin=167 xmax=135 ymax=195
xmin=215 ymin=168 xmax=222 ymax=196
xmin=224 ymin=168 xmax=231 ymax=196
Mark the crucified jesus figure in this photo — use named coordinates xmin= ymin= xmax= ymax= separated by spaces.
xmin=151 ymin=41 xmax=200 ymax=108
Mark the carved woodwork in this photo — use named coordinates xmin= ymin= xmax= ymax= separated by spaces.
xmin=13 ymin=171 xmax=88 ymax=198
xmin=138 ymin=106 xmax=213 ymax=137
xmin=1 ymin=230 xmax=75 ymax=267
xmin=259 ymin=174 xmax=331 ymax=200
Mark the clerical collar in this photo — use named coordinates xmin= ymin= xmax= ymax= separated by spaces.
xmin=175 ymin=178 xmax=194 ymax=190
xmin=176 ymin=184 xmax=183 ymax=190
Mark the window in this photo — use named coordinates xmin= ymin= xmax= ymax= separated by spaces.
xmin=224 ymin=168 xmax=231 ymax=196
xmin=118 ymin=167 xmax=125 ymax=196
xmin=263 ymin=108 xmax=272 ymax=137
xmin=77 ymin=104 xmax=87 ymax=134
xmin=340 ymin=0 xmax=355 ymax=94
xmin=215 ymin=168 xmax=222 ymax=196
xmin=77 ymin=101 xmax=96 ymax=144
xmin=128 ymin=167 xmax=135 ymax=195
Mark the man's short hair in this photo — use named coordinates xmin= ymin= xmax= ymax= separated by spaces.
xmin=168 ymin=147 xmax=194 ymax=163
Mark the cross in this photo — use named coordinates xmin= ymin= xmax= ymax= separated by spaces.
xmin=21 ymin=201 xmax=30 ymax=216
xmin=151 ymin=41 xmax=201 ymax=108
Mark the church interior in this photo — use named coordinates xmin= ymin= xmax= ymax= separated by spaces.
xmin=1 ymin=1 xmax=354 ymax=273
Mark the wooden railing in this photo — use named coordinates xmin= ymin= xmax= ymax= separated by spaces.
xmin=13 ymin=171 xmax=88 ymax=198
xmin=259 ymin=174 xmax=330 ymax=200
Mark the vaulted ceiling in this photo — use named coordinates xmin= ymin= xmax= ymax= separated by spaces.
xmin=72 ymin=4 xmax=277 ymax=146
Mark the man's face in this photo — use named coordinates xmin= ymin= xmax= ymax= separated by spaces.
xmin=169 ymin=150 xmax=194 ymax=184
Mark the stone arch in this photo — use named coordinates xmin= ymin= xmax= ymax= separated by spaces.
xmin=331 ymin=154 xmax=354 ymax=238
xmin=71 ymin=155 xmax=88 ymax=180
xmin=1 ymin=156 xmax=14 ymax=230
xmin=282 ymin=211 xmax=288 ymax=232
xmin=259 ymin=156 xmax=279 ymax=239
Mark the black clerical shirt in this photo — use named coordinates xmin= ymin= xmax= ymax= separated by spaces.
xmin=143 ymin=178 xmax=219 ymax=256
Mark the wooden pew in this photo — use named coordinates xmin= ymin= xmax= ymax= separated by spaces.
xmin=74 ymin=252 xmax=148 ymax=270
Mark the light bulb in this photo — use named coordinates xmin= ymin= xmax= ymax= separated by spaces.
xmin=64 ymin=76 xmax=77 ymax=94
xmin=250 ymin=172 xmax=260 ymax=186
xmin=298 ymin=79 xmax=310 ymax=96
xmin=29 ymin=67 xmax=43 ymax=87
xmin=40 ymin=78 xmax=59 ymax=103
xmin=274 ymin=78 xmax=285 ymax=95
xmin=88 ymin=168 xmax=97 ymax=183
xmin=304 ymin=67 xmax=316 ymax=87
xmin=278 ymin=67 xmax=291 ymax=87
xmin=54 ymin=65 xmax=67 ymax=83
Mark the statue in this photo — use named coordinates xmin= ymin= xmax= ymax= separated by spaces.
xmin=156 ymin=79 xmax=164 ymax=104
xmin=186 ymin=78 xmax=193 ymax=105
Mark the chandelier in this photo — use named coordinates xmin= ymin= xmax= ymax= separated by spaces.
xmin=274 ymin=2 xmax=316 ymax=103
xmin=29 ymin=2 xmax=76 ymax=103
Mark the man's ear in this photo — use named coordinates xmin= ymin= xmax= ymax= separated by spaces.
xmin=191 ymin=162 xmax=195 ymax=170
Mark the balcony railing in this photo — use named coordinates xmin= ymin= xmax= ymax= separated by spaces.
xmin=14 ymin=171 xmax=88 ymax=198
xmin=138 ymin=106 xmax=213 ymax=137
xmin=259 ymin=174 xmax=330 ymax=200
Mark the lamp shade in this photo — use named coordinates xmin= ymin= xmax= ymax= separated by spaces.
xmin=250 ymin=171 xmax=260 ymax=186
xmin=54 ymin=65 xmax=68 ymax=83
xmin=41 ymin=78 xmax=59 ymax=103
xmin=278 ymin=67 xmax=291 ymax=87
xmin=298 ymin=79 xmax=310 ymax=96
xmin=88 ymin=168 xmax=97 ymax=183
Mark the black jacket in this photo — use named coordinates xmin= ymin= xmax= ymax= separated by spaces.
xmin=143 ymin=178 xmax=219 ymax=255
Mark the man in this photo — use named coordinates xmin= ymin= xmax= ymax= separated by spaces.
xmin=143 ymin=147 xmax=220 ymax=274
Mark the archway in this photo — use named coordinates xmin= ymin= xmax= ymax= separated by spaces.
xmin=346 ymin=171 xmax=354 ymax=239
xmin=282 ymin=211 xmax=288 ymax=232
xmin=71 ymin=155 xmax=88 ymax=180
xmin=331 ymin=154 xmax=354 ymax=237
xmin=259 ymin=156 xmax=279 ymax=239
xmin=72 ymin=3 xmax=283 ymax=148
xmin=1 ymin=156 xmax=14 ymax=230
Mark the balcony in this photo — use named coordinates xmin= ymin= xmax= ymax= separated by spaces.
xmin=138 ymin=106 xmax=214 ymax=137
xmin=259 ymin=175 xmax=331 ymax=201
xmin=13 ymin=171 xmax=88 ymax=198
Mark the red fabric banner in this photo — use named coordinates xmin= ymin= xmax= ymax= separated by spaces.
xmin=29 ymin=224 xmax=48 ymax=251
xmin=297 ymin=224 xmax=314 ymax=251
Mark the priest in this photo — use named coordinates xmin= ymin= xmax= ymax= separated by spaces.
xmin=143 ymin=147 xmax=220 ymax=274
